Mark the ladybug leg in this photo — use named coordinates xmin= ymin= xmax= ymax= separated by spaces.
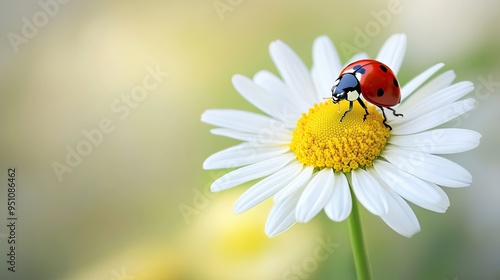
xmin=357 ymin=98 xmax=370 ymax=121
xmin=339 ymin=101 xmax=354 ymax=122
xmin=387 ymin=107 xmax=403 ymax=118
xmin=377 ymin=106 xmax=392 ymax=130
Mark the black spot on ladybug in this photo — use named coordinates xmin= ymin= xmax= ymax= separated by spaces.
xmin=379 ymin=65 xmax=388 ymax=72
xmin=393 ymin=78 xmax=399 ymax=88
xmin=377 ymin=88 xmax=384 ymax=97
xmin=353 ymin=65 xmax=366 ymax=74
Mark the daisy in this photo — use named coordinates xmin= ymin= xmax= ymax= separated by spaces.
xmin=201 ymin=34 xmax=481 ymax=240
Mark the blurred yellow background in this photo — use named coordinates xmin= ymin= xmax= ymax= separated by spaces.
xmin=0 ymin=0 xmax=499 ymax=279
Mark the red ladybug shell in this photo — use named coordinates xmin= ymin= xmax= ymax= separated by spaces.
xmin=339 ymin=59 xmax=401 ymax=107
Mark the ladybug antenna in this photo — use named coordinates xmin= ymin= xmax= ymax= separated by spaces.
xmin=322 ymin=97 xmax=341 ymax=113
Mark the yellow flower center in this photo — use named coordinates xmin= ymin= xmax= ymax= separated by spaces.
xmin=290 ymin=101 xmax=390 ymax=172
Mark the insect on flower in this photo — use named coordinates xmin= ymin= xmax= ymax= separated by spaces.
xmin=326 ymin=59 xmax=403 ymax=130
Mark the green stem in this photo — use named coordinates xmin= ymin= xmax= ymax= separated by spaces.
xmin=347 ymin=193 xmax=373 ymax=280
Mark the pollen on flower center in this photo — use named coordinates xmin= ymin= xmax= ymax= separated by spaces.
xmin=290 ymin=101 xmax=390 ymax=172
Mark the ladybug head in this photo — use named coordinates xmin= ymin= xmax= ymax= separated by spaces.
xmin=331 ymin=73 xmax=360 ymax=103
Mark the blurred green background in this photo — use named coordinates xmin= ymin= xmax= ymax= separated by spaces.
xmin=0 ymin=0 xmax=499 ymax=279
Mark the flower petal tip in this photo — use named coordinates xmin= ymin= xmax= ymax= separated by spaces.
xmin=231 ymin=74 xmax=245 ymax=85
xmin=327 ymin=214 xmax=349 ymax=223
xmin=264 ymin=226 xmax=277 ymax=237
xmin=202 ymin=157 xmax=217 ymax=170
xmin=402 ymin=228 xmax=421 ymax=238
xmin=313 ymin=35 xmax=331 ymax=44
xmin=264 ymin=228 xmax=279 ymax=238
xmin=264 ymin=221 xmax=295 ymax=238
xmin=269 ymin=40 xmax=285 ymax=51
xmin=295 ymin=212 xmax=312 ymax=224
xmin=232 ymin=205 xmax=244 ymax=215
xmin=210 ymin=181 xmax=224 ymax=192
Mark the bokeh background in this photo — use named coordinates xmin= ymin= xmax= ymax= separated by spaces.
xmin=0 ymin=0 xmax=499 ymax=279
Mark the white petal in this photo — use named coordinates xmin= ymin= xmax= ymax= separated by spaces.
xmin=379 ymin=187 xmax=421 ymax=238
xmin=296 ymin=168 xmax=335 ymax=223
xmin=265 ymin=191 xmax=300 ymax=237
xmin=324 ymin=172 xmax=352 ymax=222
xmin=346 ymin=52 xmax=369 ymax=64
xmin=201 ymin=109 xmax=279 ymax=133
xmin=311 ymin=36 xmax=342 ymax=101
xmin=394 ymin=82 xmax=474 ymax=124
xmin=376 ymin=34 xmax=406 ymax=75
xmin=232 ymin=74 xmax=302 ymax=124
xmin=252 ymin=70 xmax=287 ymax=96
xmin=391 ymin=98 xmax=476 ymax=135
xmin=203 ymin=143 xmax=289 ymax=170
xmin=372 ymin=161 xmax=450 ymax=213
xmin=210 ymin=153 xmax=295 ymax=192
xmin=210 ymin=127 xmax=292 ymax=145
xmin=399 ymin=70 xmax=456 ymax=111
xmin=233 ymin=161 xmax=303 ymax=214
xmin=274 ymin=165 xmax=314 ymax=202
xmin=269 ymin=40 xmax=317 ymax=109
xmin=400 ymin=63 xmax=444 ymax=102
xmin=351 ymin=168 xmax=389 ymax=215
xmin=382 ymin=147 xmax=472 ymax=188
xmin=253 ymin=70 xmax=304 ymax=124
xmin=388 ymin=128 xmax=481 ymax=154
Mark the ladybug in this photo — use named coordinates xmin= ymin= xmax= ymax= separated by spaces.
xmin=329 ymin=59 xmax=403 ymax=130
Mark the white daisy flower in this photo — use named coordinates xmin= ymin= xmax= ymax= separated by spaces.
xmin=201 ymin=34 xmax=481 ymax=238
